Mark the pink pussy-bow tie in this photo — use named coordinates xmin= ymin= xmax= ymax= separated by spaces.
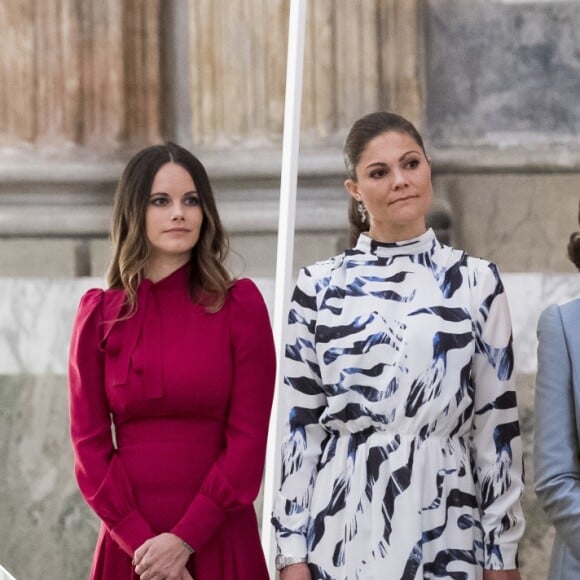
xmin=102 ymin=280 xmax=165 ymax=400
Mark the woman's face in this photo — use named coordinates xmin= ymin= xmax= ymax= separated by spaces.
xmin=145 ymin=162 xmax=204 ymax=266
xmin=345 ymin=130 xmax=433 ymax=242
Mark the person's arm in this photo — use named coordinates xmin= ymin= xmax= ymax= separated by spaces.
xmin=279 ymin=562 xmax=312 ymax=580
xmin=166 ymin=279 xmax=276 ymax=551
xmin=468 ymin=261 xmax=525 ymax=571
xmin=272 ymin=267 xmax=328 ymax=569
xmin=68 ymin=289 xmax=156 ymax=557
xmin=534 ymin=304 xmax=580 ymax=555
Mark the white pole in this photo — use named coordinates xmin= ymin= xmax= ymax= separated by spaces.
xmin=261 ymin=0 xmax=308 ymax=575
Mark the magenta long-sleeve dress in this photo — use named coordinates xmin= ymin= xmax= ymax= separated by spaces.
xmin=68 ymin=265 xmax=276 ymax=579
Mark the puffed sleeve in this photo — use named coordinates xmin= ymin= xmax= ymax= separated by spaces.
xmin=468 ymin=260 xmax=525 ymax=569
xmin=68 ymin=289 xmax=156 ymax=556
xmin=534 ymin=304 xmax=580 ymax=555
xmin=170 ymin=278 xmax=276 ymax=550
xmin=272 ymin=266 xmax=328 ymax=563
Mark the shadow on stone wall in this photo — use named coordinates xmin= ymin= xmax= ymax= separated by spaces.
xmin=0 ymin=375 xmax=96 ymax=579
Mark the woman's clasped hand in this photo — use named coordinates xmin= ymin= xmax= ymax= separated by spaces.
xmin=133 ymin=533 xmax=193 ymax=580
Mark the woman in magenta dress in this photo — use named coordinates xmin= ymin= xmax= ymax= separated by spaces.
xmin=68 ymin=142 xmax=276 ymax=580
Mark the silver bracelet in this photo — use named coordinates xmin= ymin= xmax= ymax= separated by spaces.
xmin=275 ymin=554 xmax=307 ymax=570
xmin=182 ymin=540 xmax=195 ymax=555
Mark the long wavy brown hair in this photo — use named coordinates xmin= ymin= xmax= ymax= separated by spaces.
xmin=106 ymin=142 xmax=231 ymax=313
xmin=343 ymin=112 xmax=428 ymax=246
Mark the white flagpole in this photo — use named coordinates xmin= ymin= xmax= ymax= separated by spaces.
xmin=261 ymin=0 xmax=308 ymax=575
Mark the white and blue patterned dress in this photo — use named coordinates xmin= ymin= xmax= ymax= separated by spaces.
xmin=272 ymin=229 xmax=525 ymax=579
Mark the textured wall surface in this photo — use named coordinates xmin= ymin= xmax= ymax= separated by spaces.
xmin=0 ymin=375 xmax=97 ymax=580
xmin=425 ymin=0 xmax=580 ymax=147
xmin=433 ymin=172 xmax=580 ymax=273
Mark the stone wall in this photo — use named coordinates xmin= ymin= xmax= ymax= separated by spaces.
xmin=2 ymin=0 xmax=580 ymax=578
xmin=425 ymin=0 xmax=580 ymax=148
xmin=0 ymin=0 xmax=423 ymax=280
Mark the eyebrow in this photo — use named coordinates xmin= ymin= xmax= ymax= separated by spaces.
xmin=364 ymin=150 xmax=422 ymax=169
xmin=149 ymin=190 xmax=198 ymax=196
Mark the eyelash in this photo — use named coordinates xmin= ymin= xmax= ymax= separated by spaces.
xmin=149 ymin=196 xmax=200 ymax=206
xmin=184 ymin=196 xmax=200 ymax=206
xmin=369 ymin=159 xmax=420 ymax=178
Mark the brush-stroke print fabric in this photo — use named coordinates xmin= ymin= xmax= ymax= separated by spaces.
xmin=273 ymin=229 xmax=525 ymax=580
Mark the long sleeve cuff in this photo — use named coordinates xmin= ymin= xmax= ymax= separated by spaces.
xmin=276 ymin=554 xmax=308 ymax=570
xmin=273 ymin=493 xmax=310 ymax=550
xmin=171 ymin=493 xmax=226 ymax=552
xmin=274 ymin=532 xmax=308 ymax=570
xmin=109 ymin=509 xmax=156 ymax=556
xmin=484 ymin=542 xmax=519 ymax=570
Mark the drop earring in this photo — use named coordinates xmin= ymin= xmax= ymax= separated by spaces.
xmin=357 ymin=201 xmax=367 ymax=224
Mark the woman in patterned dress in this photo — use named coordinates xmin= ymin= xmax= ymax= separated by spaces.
xmin=68 ymin=143 xmax=276 ymax=579
xmin=272 ymin=112 xmax=525 ymax=580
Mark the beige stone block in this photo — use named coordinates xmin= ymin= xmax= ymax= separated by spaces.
xmin=227 ymin=233 xmax=278 ymax=279
xmin=292 ymin=232 xmax=347 ymax=271
xmin=226 ymin=231 xmax=347 ymax=281
xmin=436 ymin=173 xmax=580 ymax=273
xmin=0 ymin=239 xmax=78 ymax=277
xmin=89 ymin=238 xmax=112 ymax=279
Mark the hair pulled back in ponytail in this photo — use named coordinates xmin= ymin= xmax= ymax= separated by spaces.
xmin=343 ymin=112 xmax=427 ymax=246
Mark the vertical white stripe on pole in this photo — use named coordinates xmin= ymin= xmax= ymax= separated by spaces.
xmin=261 ymin=0 xmax=308 ymax=575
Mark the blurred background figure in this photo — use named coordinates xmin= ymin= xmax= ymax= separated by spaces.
xmin=534 ymin=201 xmax=580 ymax=579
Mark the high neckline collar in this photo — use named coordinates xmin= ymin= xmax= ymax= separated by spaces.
xmin=142 ymin=261 xmax=190 ymax=290
xmin=354 ymin=228 xmax=438 ymax=257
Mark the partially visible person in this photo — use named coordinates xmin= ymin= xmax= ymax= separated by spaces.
xmin=68 ymin=142 xmax=276 ymax=579
xmin=272 ymin=111 xmax=525 ymax=579
xmin=535 ymin=202 xmax=580 ymax=579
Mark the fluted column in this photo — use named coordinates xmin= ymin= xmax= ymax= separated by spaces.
xmin=188 ymin=0 xmax=424 ymax=147
xmin=379 ymin=0 xmax=423 ymax=125
xmin=189 ymin=0 xmax=284 ymax=146
xmin=0 ymin=0 xmax=36 ymax=145
xmin=0 ymin=0 xmax=423 ymax=151
xmin=0 ymin=0 xmax=162 ymax=151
